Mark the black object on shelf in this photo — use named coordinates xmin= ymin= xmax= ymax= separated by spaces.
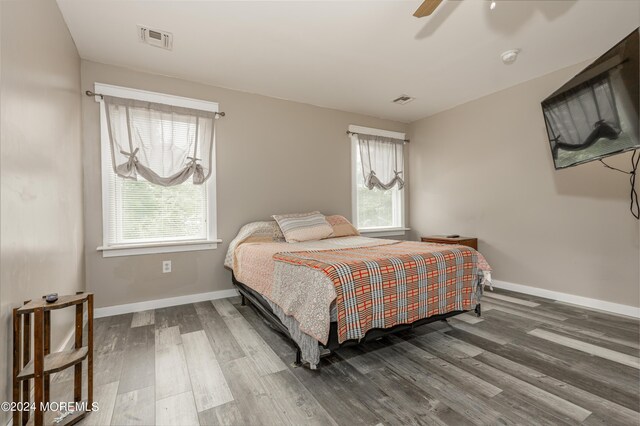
xmin=43 ymin=294 xmax=58 ymax=303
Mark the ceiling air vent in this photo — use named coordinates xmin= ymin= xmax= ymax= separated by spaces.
xmin=137 ymin=25 xmax=173 ymax=50
xmin=392 ymin=95 xmax=414 ymax=105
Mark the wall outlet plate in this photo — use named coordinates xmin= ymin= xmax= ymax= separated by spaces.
xmin=162 ymin=260 xmax=172 ymax=273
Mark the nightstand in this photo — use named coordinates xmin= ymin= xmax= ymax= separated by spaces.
xmin=421 ymin=235 xmax=478 ymax=250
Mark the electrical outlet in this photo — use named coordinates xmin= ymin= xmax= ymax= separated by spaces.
xmin=162 ymin=260 xmax=171 ymax=273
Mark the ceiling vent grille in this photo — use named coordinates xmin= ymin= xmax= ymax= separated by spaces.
xmin=137 ymin=25 xmax=173 ymax=50
xmin=392 ymin=95 xmax=414 ymax=105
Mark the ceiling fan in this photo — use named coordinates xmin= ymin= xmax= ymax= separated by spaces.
xmin=413 ymin=0 xmax=443 ymax=17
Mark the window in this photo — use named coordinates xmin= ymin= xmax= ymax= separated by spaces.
xmin=96 ymin=83 xmax=219 ymax=257
xmin=350 ymin=125 xmax=407 ymax=236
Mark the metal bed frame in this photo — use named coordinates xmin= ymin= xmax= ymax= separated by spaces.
xmin=232 ymin=274 xmax=481 ymax=367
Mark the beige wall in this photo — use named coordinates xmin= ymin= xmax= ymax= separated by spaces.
xmin=80 ymin=60 xmax=407 ymax=309
xmin=408 ymin=63 xmax=640 ymax=307
xmin=0 ymin=1 xmax=83 ymax=422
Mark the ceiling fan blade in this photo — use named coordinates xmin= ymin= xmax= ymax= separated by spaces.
xmin=413 ymin=0 xmax=443 ymax=17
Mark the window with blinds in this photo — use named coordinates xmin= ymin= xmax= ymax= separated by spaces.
xmin=97 ymin=83 xmax=218 ymax=256
xmin=105 ymin=165 xmax=208 ymax=245
xmin=354 ymin=146 xmax=403 ymax=229
xmin=349 ymin=125 xmax=406 ymax=234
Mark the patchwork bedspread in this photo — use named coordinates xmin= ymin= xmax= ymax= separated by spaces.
xmin=227 ymin=226 xmax=491 ymax=350
xmin=274 ymin=242 xmax=481 ymax=343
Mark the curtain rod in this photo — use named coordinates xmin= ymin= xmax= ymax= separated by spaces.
xmin=346 ymin=130 xmax=409 ymax=143
xmin=84 ymin=90 xmax=226 ymax=117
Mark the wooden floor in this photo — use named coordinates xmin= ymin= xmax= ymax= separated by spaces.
xmin=50 ymin=288 xmax=640 ymax=425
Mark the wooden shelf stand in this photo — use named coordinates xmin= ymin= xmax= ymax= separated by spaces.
xmin=12 ymin=292 xmax=93 ymax=426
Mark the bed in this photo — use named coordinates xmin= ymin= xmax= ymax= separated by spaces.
xmin=224 ymin=220 xmax=492 ymax=369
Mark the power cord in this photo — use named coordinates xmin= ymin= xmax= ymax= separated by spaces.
xmin=599 ymin=149 xmax=639 ymax=219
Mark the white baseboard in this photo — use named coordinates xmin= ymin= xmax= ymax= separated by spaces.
xmin=58 ymin=325 xmax=76 ymax=351
xmin=491 ymin=279 xmax=640 ymax=319
xmin=94 ymin=288 xmax=239 ymax=318
xmin=57 ymin=311 xmax=89 ymax=351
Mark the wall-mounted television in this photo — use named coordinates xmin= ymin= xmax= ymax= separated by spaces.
xmin=542 ymin=28 xmax=639 ymax=170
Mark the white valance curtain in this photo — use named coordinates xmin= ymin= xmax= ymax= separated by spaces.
xmin=357 ymin=133 xmax=405 ymax=191
xmin=103 ymin=95 xmax=216 ymax=186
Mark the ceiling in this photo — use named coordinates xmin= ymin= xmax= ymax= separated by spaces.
xmin=57 ymin=0 xmax=639 ymax=123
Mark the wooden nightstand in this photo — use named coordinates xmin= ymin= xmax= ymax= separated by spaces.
xmin=421 ymin=235 xmax=478 ymax=250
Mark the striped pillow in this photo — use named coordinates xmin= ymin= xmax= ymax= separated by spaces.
xmin=272 ymin=211 xmax=333 ymax=243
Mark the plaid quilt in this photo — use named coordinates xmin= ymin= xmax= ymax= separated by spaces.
xmin=274 ymin=241 xmax=480 ymax=343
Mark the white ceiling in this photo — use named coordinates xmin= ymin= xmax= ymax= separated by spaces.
xmin=57 ymin=0 xmax=639 ymax=122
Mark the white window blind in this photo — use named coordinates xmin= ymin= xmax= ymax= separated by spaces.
xmin=105 ymin=165 xmax=208 ymax=245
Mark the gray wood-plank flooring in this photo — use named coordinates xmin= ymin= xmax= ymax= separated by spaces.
xmin=49 ymin=288 xmax=639 ymax=425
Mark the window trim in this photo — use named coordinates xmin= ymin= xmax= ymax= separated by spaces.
xmin=98 ymin=240 xmax=222 ymax=258
xmin=349 ymin=124 xmax=408 ymax=237
xmin=95 ymin=83 xmax=220 ymax=257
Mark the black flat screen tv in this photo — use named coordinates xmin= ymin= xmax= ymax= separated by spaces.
xmin=542 ymin=28 xmax=639 ymax=170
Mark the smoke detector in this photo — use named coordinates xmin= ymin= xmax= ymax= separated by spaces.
xmin=137 ymin=25 xmax=173 ymax=50
xmin=392 ymin=95 xmax=415 ymax=105
xmin=501 ymin=49 xmax=520 ymax=65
